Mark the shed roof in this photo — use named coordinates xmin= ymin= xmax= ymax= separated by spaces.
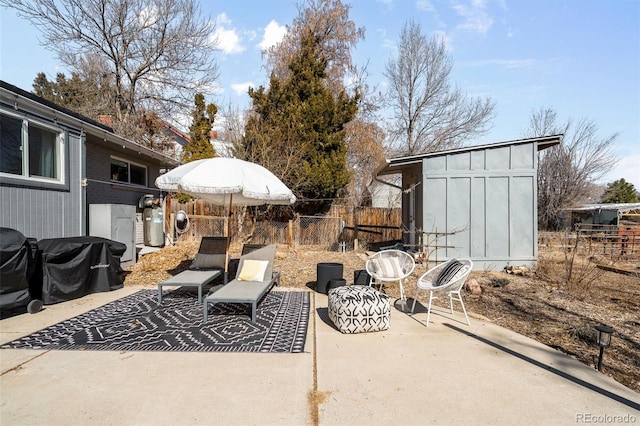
xmin=376 ymin=134 xmax=562 ymax=177
xmin=563 ymin=203 xmax=640 ymax=213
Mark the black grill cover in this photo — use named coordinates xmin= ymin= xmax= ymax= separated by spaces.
xmin=38 ymin=236 xmax=126 ymax=304
xmin=0 ymin=227 xmax=34 ymax=309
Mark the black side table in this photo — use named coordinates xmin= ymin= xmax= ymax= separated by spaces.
xmin=316 ymin=262 xmax=343 ymax=294
xmin=354 ymin=269 xmax=371 ymax=286
xmin=327 ymin=278 xmax=346 ymax=293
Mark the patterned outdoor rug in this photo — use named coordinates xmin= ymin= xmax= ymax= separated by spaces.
xmin=1 ymin=289 xmax=309 ymax=353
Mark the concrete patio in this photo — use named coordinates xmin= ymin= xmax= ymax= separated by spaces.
xmin=1 ymin=286 xmax=638 ymax=425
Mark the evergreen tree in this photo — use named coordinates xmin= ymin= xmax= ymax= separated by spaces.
xmin=33 ymin=71 xmax=115 ymax=119
xmin=183 ymin=93 xmax=217 ymax=163
xmin=245 ymin=30 xmax=359 ymax=211
xmin=600 ymin=178 xmax=640 ymax=203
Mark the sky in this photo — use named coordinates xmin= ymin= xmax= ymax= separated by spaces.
xmin=1 ymin=0 xmax=639 ymax=189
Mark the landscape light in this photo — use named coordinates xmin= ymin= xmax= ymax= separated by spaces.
xmin=594 ymin=324 xmax=614 ymax=372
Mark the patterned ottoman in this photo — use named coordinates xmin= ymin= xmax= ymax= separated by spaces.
xmin=328 ymin=285 xmax=390 ymax=333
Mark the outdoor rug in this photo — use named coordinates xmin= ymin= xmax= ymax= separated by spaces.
xmin=1 ymin=289 xmax=309 ymax=353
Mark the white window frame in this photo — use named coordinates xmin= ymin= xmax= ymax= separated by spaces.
xmin=0 ymin=109 xmax=66 ymax=186
xmin=110 ymin=155 xmax=148 ymax=187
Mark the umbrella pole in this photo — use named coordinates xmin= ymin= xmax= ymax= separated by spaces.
xmin=224 ymin=194 xmax=233 ymax=284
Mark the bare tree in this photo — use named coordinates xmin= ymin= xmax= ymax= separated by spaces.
xmin=526 ymin=107 xmax=619 ymax=230
xmin=342 ymin=63 xmax=388 ymax=206
xmin=215 ymin=102 xmax=247 ymax=151
xmin=264 ymin=0 xmax=365 ymax=95
xmin=384 ymin=20 xmax=495 ymax=156
xmin=4 ymin=0 xmax=219 ymax=130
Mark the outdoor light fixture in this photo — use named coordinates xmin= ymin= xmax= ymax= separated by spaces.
xmin=594 ymin=324 xmax=614 ymax=371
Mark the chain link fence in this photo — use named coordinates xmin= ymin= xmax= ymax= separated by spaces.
xmin=295 ymin=216 xmax=344 ymax=250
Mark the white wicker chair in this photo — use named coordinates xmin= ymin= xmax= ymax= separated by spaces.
xmin=365 ymin=249 xmax=416 ymax=306
xmin=411 ymin=258 xmax=473 ymax=326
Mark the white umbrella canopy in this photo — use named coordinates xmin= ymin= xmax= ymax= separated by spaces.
xmin=155 ymin=157 xmax=296 ymax=283
xmin=155 ymin=158 xmax=296 ymax=206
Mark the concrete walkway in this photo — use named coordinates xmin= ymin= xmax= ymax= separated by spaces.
xmin=1 ymin=287 xmax=638 ymax=425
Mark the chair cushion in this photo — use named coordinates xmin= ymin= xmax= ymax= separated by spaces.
xmin=328 ymin=286 xmax=390 ymax=334
xmin=378 ymin=256 xmax=403 ymax=278
xmin=434 ymin=259 xmax=464 ymax=287
xmin=237 ymin=259 xmax=269 ymax=281
xmin=190 ymin=253 xmax=226 ymax=270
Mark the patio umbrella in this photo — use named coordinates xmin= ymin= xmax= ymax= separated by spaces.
xmin=155 ymin=157 xmax=296 ymax=281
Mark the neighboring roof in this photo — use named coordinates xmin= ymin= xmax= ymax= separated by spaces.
xmin=161 ymin=121 xmax=190 ymax=146
xmin=376 ymin=134 xmax=562 ymax=177
xmin=212 ymin=139 xmax=235 ymax=158
xmin=0 ymin=80 xmax=179 ymax=167
xmin=563 ymin=203 xmax=640 ymax=213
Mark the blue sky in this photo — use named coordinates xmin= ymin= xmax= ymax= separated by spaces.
xmin=1 ymin=0 xmax=639 ymax=189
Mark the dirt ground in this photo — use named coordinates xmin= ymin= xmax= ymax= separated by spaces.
xmin=125 ymin=241 xmax=640 ymax=393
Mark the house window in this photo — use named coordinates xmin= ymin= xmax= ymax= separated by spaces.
xmin=111 ymin=157 xmax=147 ymax=186
xmin=0 ymin=112 xmax=63 ymax=182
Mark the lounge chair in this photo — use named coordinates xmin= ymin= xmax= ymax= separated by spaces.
xmin=203 ymin=244 xmax=279 ymax=323
xmin=157 ymin=237 xmax=226 ymax=304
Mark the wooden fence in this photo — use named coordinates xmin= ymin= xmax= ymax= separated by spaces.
xmin=163 ymin=199 xmax=403 ymax=249
xmin=329 ymin=205 xmax=403 ymax=249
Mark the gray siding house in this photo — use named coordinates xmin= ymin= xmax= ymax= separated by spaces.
xmin=375 ymin=135 xmax=562 ymax=270
xmin=0 ymin=81 xmax=179 ymax=260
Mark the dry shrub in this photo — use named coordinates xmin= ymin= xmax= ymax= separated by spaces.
xmin=567 ymin=324 xmax=597 ymax=345
xmin=537 ymin=231 xmax=618 ymax=297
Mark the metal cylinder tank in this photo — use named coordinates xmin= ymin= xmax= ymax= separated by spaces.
xmin=143 ymin=206 xmax=165 ymax=247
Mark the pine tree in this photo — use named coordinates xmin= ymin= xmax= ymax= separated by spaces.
xmin=600 ymin=178 xmax=640 ymax=203
xmin=32 ymin=71 xmax=115 ymax=119
xmin=183 ymin=93 xmax=217 ymax=163
xmin=245 ymin=30 xmax=359 ymax=211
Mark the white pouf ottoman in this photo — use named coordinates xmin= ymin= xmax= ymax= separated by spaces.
xmin=328 ymin=285 xmax=390 ymax=333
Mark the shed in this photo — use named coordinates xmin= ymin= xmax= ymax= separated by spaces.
xmin=375 ymin=135 xmax=562 ymax=270
xmin=562 ymin=203 xmax=640 ymax=227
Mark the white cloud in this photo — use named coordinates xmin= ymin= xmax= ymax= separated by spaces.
xmin=213 ymin=13 xmax=245 ymax=55
xmin=259 ymin=20 xmax=287 ymax=50
xmin=471 ymin=58 xmax=537 ymax=69
xmin=231 ymin=82 xmax=253 ymax=96
xmin=216 ymin=12 xmax=232 ymax=26
xmin=452 ymin=0 xmax=493 ymax=34
xmin=416 ymin=0 xmax=435 ymax=12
